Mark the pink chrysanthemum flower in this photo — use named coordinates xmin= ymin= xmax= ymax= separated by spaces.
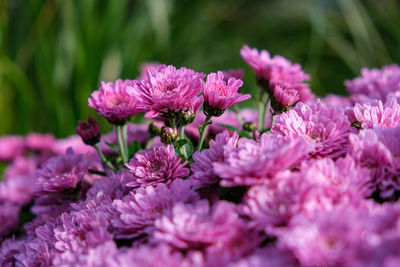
xmin=271 ymin=84 xmax=300 ymax=110
xmin=202 ymin=71 xmax=250 ymax=116
xmin=0 ymin=135 xmax=26 ymax=162
xmin=36 ymin=148 xmax=89 ymax=193
xmin=213 ymin=134 xmax=311 ymax=186
xmin=349 ymin=127 xmax=400 ymax=201
xmin=345 ymin=64 xmax=400 ymax=103
xmin=128 ymin=65 xmax=205 ymax=118
xmin=222 ymin=69 xmax=244 ymax=82
xmin=89 ymin=79 xmax=143 ymax=124
xmin=0 ymin=203 xmax=20 ymax=240
xmin=191 ymin=131 xmax=239 ymax=186
xmin=112 ymin=179 xmax=199 ymax=240
xmin=272 ymin=101 xmax=352 ymax=158
xmin=240 ymin=45 xmax=313 ymax=104
xmin=154 ymin=200 xmax=255 ymax=258
xmin=347 ymin=97 xmax=400 ymax=129
xmin=125 ymin=145 xmax=189 ymax=186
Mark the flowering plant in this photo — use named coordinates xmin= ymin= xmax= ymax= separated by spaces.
xmin=2 ymin=45 xmax=400 ymax=266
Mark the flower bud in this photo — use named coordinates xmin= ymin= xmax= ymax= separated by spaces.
xmin=160 ymin=127 xmax=178 ymax=145
xmin=76 ymin=116 xmax=101 ymax=146
xmin=148 ymin=121 xmax=163 ymax=137
xmin=243 ymin=121 xmax=256 ymax=132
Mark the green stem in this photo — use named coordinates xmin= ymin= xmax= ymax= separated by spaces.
xmin=258 ymin=92 xmax=269 ymax=132
xmin=94 ymin=144 xmax=116 ymax=172
xmin=169 ymin=117 xmax=176 ymax=129
xmin=232 ymin=105 xmax=244 ymax=126
xmin=197 ymin=115 xmax=211 ymax=151
xmin=116 ymin=125 xmax=129 ymax=163
xmin=179 ymin=126 xmax=188 ymax=159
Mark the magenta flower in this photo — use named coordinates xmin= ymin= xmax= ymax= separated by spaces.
xmin=0 ymin=135 xmax=26 ymax=162
xmin=191 ymin=131 xmax=239 ymax=186
xmin=240 ymin=45 xmax=312 ymax=103
xmin=347 ymin=97 xmax=400 ymax=129
xmin=112 ymin=179 xmax=199 ymax=240
xmin=272 ymin=101 xmax=352 ymax=158
xmin=26 ymin=133 xmax=55 ymax=152
xmin=128 ymin=65 xmax=205 ymax=118
xmin=213 ymin=134 xmax=312 ymax=186
xmin=154 ymin=200 xmax=255 ymax=257
xmin=0 ymin=203 xmax=20 ymax=240
xmin=202 ymin=71 xmax=250 ymax=115
xmin=36 ymin=148 xmax=89 ymax=193
xmin=89 ymin=79 xmax=144 ymax=124
xmin=271 ymin=84 xmax=300 ymax=110
xmin=125 ymin=145 xmax=190 ymax=186
xmin=345 ymin=64 xmax=400 ymax=103
xmin=76 ymin=116 xmax=101 ymax=146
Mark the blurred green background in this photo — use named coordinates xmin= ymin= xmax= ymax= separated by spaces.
xmin=1 ymin=0 xmax=400 ymax=137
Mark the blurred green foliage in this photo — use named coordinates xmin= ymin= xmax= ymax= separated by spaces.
xmin=0 ymin=0 xmax=400 ymax=137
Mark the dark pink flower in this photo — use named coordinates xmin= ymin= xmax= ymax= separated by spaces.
xmin=89 ymin=79 xmax=144 ymax=124
xmin=125 ymin=145 xmax=189 ymax=186
xmin=128 ymin=65 xmax=205 ymax=118
xmin=272 ymin=102 xmax=352 ymax=158
xmin=202 ymin=71 xmax=250 ymax=115
xmin=0 ymin=203 xmax=20 ymax=240
xmin=76 ymin=116 xmax=101 ymax=146
xmin=271 ymin=84 xmax=300 ymax=109
xmin=213 ymin=134 xmax=312 ymax=186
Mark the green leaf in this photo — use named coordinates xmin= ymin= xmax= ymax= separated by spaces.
xmin=175 ymin=139 xmax=188 ymax=148
xmin=105 ymin=141 xmax=119 ymax=153
xmin=128 ymin=140 xmax=142 ymax=158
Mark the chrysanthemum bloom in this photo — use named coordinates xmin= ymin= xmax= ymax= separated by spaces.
xmin=270 ymin=84 xmax=300 ymax=113
xmin=191 ymin=131 xmax=239 ymax=186
xmin=76 ymin=116 xmax=101 ymax=146
xmin=272 ymin=101 xmax=352 ymax=158
xmin=213 ymin=134 xmax=311 ymax=186
xmin=240 ymin=45 xmax=313 ymax=103
xmin=125 ymin=145 xmax=189 ymax=186
xmin=53 ymin=135 xmax=97 ymax=156
xmin=0 ymin=174 xmax=38 ymax=205
xmin=89 ymin=79 xmax=144 ymax=125
xmin=346 ymin=97 xmax=400 ymax=130
xmin=36 ymin=148 xmax=89 ymax=193
xmin=137 ymin=62 xmax=161 ymax=80
xmin=128 ymin=65 xmax=205 ymax=119
xmin=154 ymin=200 xmax=255 ymax=258
xmin=0 ymin=135 xmax=26 ymax=162
xmin=112 ymin=179 xmax=199 ymax=240
xmin=241 ymin=172 xmax=311 ymax=230
xmin=202 ymin=71 xmax=250 ymax=116
xmin=0 ymin=238 xmax=24 ymax=266
xmin=26 ymin=133 xmax=55 ymax=152
xmin=349 ymin=127 xmax=400 ymax=201
xmin=14 ymin=238 xmax=52 ymax=267
xmin=345 ymin=64 xmax=400 ymax=103
xmin=230 ymin=246 xmax=299 ymax=267
xmin=321 ymin=94 xmax=353 ymax=107
xmin=278 ymin=205 xmax=398 ymax=267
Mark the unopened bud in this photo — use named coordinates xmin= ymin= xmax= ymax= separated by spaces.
xmin=76 ymin=116 xmax=101 ymax=146
xmin=243 ymin=121 xmax=256 ymax=132
xmin=160 ymin=127 xmax=178 ymax=145
xmin=148 ymin=121 xmax=163 ymax=137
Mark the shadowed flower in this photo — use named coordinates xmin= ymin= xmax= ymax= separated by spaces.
xmin=128 ymin=65 xmax=205 ymax=119
xmin=76 ymin=116 xmax=101 ymax=146
xmin=112 ymin=179 xmax=199 ymax=240
xmin=202 ymin=71 xmax=250 ymax=116
xmin=89 ymin=79 xmax=144 ymax=125
xmin=272 ymin=102 xmax=352 ymax=158
xmin=125 ymin=145 xmax=189 ymax=186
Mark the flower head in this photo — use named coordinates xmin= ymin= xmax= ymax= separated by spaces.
xmin=345 ymin=64 xmax=400 ymax=103
xmin=272 ymin=101 xmax=352 ymax=158
xmin=76 ymin=116 xmax=101 ymax=146
xmin=89 ymin=79 xmax=143 ymax=124
xmin=213 ymin=134 xmax=312 ymax=186
xmin=125 ymin=145 xmax=189 ymax=186
xmin=112 ymin=179 xmax=199 ymax=240
xmin=0 ymin=136 xmax=26 ymax=162
xmin=128 ymin=65 xmax=205 ymax=118
xmin=202 ymin=71 xmax=250 ymax=116
xmin=26 ymin=133 xmax=55 ymax=152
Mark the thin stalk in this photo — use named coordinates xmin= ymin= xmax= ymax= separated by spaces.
xmin=258 ymin=92 xmax=268 ymax=131
xmin=169 ymin=117 xmax=176 ymax=129
xmin=260 ymin=96 xmax=270 ymax=132
xmin=116 ymin=125 xmax=129 ymax=163
xmin=197 ymin=114 xmax=211 ymax=151
xmin=94 ymin=144 xmax=116 ymax=172
xmin=232 ymin=105 xmax=244 ymax=126
xmin=179 ymin=126 xmax=188 ymax=159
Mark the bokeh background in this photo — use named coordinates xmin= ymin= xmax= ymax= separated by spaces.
xmin=1 ymin=0 xmax=400 ymax=137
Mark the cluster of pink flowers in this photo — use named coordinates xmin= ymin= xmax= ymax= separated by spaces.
xmin=2 ymin=45 xmax=400 ymax=266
